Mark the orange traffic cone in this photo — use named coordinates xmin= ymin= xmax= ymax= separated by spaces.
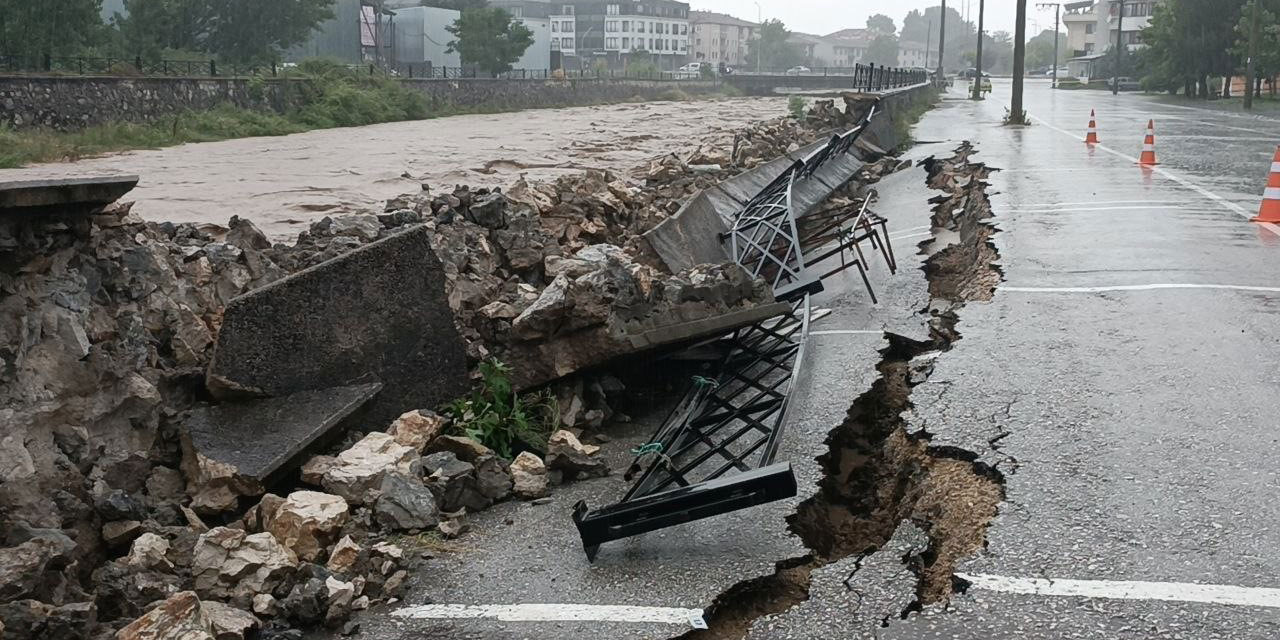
xmin=1138 ymin=120 xmax=1158 ymax=166
xmin=1253 ymin=145 xmax=1280 ymax=223
xmin=1085 ymin=109 xmax=1099 ymax=144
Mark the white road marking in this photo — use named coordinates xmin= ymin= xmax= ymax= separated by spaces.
xmin=959 ymin=573 xmax=1280 ymax=609
xmin=889 ymin=225 xmax=932 ymax=237
xmin=1029 ymin=115 xmax=1280 ymax=239
xmin=1004 ymin=283 xmax=1280 ymax=294
xmin=810 ymin=329 xmax=885 ymax=336
xmin=892 ymin=231 xmax=933 ymax=242
xmin=1006 ymin=205 xmax=1195 ymax=213
xmin=390 ymin=603 xmax=707 ymax=627
xmin=1008 ymin=200 xmax=1182 ymax=207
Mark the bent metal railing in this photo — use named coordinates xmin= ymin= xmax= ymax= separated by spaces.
xmin=573 ymin=96 xmax=904 ymax=561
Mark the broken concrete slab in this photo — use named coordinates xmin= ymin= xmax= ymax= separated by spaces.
xmin=206 ymin=225 xmax=470 ymax=425
xmin=183 ymin=383 xmax=382 ymax=488
xmin=0 ymin=176 xmax=139 ymax=215
xmin=855 ymin=112 xmax=899 ymax=159
xmin=644 ymin=191 xmax=733 ymax=274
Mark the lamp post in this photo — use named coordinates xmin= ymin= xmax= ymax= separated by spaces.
xmin=1037 ymin=3 xmax=1063 ymax=89
xmin=1245 ymin=0 xmax=1260 ymax=109
xmin=971 ymin=0 xmax=985 ymax=100
xmin=754 ymin=2 xmax=762 ymax=74
xmin=1112 ymin=0 xmax=1126 ymax=95
xmin=938 ymin=0 xmax=948 ymax=79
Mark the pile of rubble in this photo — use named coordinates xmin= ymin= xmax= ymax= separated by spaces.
xmin=0 ymin=95 xmax=882 ymax=639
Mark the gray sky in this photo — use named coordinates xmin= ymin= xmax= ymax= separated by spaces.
xmin=689 ymin=1 xmax=1047 ymax=41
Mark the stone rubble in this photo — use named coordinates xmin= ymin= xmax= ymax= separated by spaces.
xmin=0 ymin=95 xmax=884 ymax=639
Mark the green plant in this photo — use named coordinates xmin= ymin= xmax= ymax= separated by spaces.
xmin=446 ymin=359 xmax=557 ymax=459
xmin=788 ymin=95 xmax=807 ymax=119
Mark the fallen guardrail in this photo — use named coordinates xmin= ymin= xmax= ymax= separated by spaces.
xmin=573 ymin=99 xmax=902 ymax=560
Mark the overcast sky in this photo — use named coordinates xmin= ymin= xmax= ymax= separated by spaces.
xmin=689 ymin=1 xmax=1052 ymax=41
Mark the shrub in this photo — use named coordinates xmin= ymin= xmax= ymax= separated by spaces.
xmin=788 ymin=95 xmax=807 ymax=118
xmin=446 ymin=360 xmax=558 ymax=459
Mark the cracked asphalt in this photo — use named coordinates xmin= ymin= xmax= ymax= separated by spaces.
xmin=346 ymin=79 xmax=1280 ymax=639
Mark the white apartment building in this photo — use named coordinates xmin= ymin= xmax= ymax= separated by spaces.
xmin=689 ymin=10 xmax=757 ymax=67
xmin=550 ymin=1 xmax=690 ymax=70
xmin=1063 ymin=0 xmax=1098 ymax=56
xmin=1095 ymin=0 xmax=1163 ymax=51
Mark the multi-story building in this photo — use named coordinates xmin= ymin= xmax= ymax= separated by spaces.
xmin=549 ymin=1 xmax=690 ymax=71
xmin=1095 ymin=0 xmax=1163 ymax=51
xmin=1063 ymin=0 xmax=1098 ymax=57
xmin=897 ymin=41 xmax=936 ymax=69
xmin=689 ymin=10 xmax=757 ymax=68
xmin=825 ymin=33 xmax=871 ymax=67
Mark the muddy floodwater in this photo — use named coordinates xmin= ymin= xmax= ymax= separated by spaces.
xmin=2 ymin=96 xmax=788 ymax=240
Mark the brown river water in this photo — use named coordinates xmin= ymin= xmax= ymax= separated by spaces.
xmin=2 ymin=97 xmax=787 ymax=240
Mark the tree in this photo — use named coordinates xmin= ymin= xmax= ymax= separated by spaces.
xmin=117 ymin=0 xmax=334 ymax=63
xmin=867 ymin=14 xmax=896 ymax=36
xmin=1232 ymin=0 xmax=1280 ymax=97
xmin=746 ymin=19 xmax=803 ymax=70
xmin=0 ymin=0 xmax=105 ymax=57
xmin=446 ymin=7 xmax=534 ymax=75
xmin=1139 ymin=0 xmax=1247 ymax=98
xmin=1026 ymin=29 xmax=1067 ymax=69
xmin=902 ymin=5 xmax=976 ymax=71
xmin=865 ymin=34 xmax=900 ymax=67
xmin=421 ymin=0 xmax=487 ymax=9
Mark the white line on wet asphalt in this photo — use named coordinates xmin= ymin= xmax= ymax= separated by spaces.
xmin=390 ymin=603 xmax=708 ymax=627
xmin=810 ymin=329 xmax=884 ymax=336
xmin=1008 ymin=200 xmax=1182 ymax=207
xmin=959 ymin=573 xmax=1280 ymax=609
xmin=892 ymin=231 xmax=933 ymax=242
xmin=889 ymin=225 xmax=932 ymax=237
xmin=1028 ymin=115 xmax=1280 ymax=239
xmin=1004 ymin=284 xmax=1280 ymax=294
xmin=1006 ymin=205 xmax=1194 ymax=213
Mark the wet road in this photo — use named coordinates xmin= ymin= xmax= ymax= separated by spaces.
xmin=0 ymin=96 xmax=785 ymax=240
xmin=757 ymin=80 xmax=1280 ymax=638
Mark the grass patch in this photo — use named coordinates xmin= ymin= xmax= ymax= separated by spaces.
xmin=446 ymin=359 xmax=557 ymax=460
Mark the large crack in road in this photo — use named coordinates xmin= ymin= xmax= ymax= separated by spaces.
xmin=678 ymin=142 xmax=1007 ymax=639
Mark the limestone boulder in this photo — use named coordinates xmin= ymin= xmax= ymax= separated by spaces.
xmin=265 ymin=491 xmax=349 ymax=562
xmin=546 ymin=430 xmax=610 ymax=480
xmin=125 ymin=533 xmax=174 ymax=572
xmin=201 ymin=601 xmax=259 ymax=640
xmin=426 ymin=434 xmax=493 ymax=463
xmin=191 ymin=527 xmax=297 ymax=600
xmin=510 ymin=452 xmax=549 ymax=500
xmin=321 ymin=432 xmax=419 ymax=505
xmin=374 ymin=472 xmax=441 ymax=531
xmin=114 ymin=591 xmax=215 ymax=640
xmin=326 ymin=536 xmax=360 ymax=575
xmin=386 ymin=410 xmax=448 ymax=452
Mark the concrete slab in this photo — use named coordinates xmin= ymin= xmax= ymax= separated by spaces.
xmin=0 ymin=176 xmax=139 ymax=215
xmin=715 ymin=155 xmax=796 ymax=204
xmin=184 ymin=382 xmax=382 ymax=484
xmin=644 ymin=190 xmax=733 ymax=273
xmin=207 ymin=224 xmax=470 ymax=427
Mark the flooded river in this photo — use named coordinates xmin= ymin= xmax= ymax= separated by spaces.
xmin=2 ymin=96 xmax=787 ymax=240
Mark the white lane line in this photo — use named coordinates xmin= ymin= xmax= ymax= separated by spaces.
xmin=1008 ymin=200 xmax=1182 ymax=207
xmin=1006 ymin=205 xmax=1195 ymax=213
xmin=889 ymin=225 xmax=932 ymax=237
xmin=1004 ymin=283 xmax=1280 ymax=294
xmin=1029 ymin=115 xmax=1280 ymax=239
xmin=390 ymin=604 xmax=707 ymax=627
xmin=892 ymin=231 xmax=933 ymax=242
xmin=960 ymin=573 xmax=1280 ymax=609
xmin=810 ymin=329 xmax=885 ymax=336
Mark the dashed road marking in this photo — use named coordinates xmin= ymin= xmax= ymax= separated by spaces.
xmin=1003 ymin=283 xmax=1280 ymax=294
xmin=390 ymin=603 xmax=708 ymax=627
xmin=809 ymin=329 xmax=884 ymax=336
xmin=1028 ymin=115 xmax=1280 ymax=239
xmin=959 ymin=573 xmax=1280 ymax=609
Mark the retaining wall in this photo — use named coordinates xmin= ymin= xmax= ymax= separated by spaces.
xmin=0 ymin=75 xmax=724 ymax=131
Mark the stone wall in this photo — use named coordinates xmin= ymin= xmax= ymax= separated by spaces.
xmin=0 ymin=74 xmax=723 ymax=131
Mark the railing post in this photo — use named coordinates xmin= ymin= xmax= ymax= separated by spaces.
xmin=272 ymin=61 xmax=278 ymax=77
xmin=135 ymin=55 xmax=142 ymax=72
xmin=210 ymin=59 xmax=217 ymax=76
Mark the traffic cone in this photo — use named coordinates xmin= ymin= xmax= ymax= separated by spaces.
xmin=1252 ymin=145 xmax=1280 ymax=223
xmin=1085 ymin=109 xmax=1099 ymax=144
xmin=1138 ymin=120 xmax=1158 ymax=166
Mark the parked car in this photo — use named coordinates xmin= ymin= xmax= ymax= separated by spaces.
xmin=676 ymin=62 xmax=707 ymax=79
xmin=1109 ymin=76 xmax=1141 ymax=91
xmin=785 ymin=66 xmax=811 ymax=75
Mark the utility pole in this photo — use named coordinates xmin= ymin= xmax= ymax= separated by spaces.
xmin=938 ymin=1 xmax=948 ymax=79
xmin=754 ymin=2 xmax=762 ymax=74
xmin=1037 ymin=3 xmax=1062 ymax=89
xmin=1245 ymin=0 xmax=1261 ymax=109
xmin=1113 ymin=0 xmax=1124 ymax=95
xmin=1011 ymin=0 xmax=1028 ymax=121
xmin=972 ymin=0 xmax=985 ymax=99
xmin=926 ymin=18 xmax=933 ymax=72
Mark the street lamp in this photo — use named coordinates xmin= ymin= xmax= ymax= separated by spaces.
xmin=971 ymin=0 xmax=985 ymax=100
xmin=1037 ymin=2 xmax=1063 ymax=89
xmin=754 ymin=1 xmax=762 ymax=74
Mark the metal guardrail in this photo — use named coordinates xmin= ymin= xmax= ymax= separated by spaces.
xmin=573 ymin=97 xmax=905 ymax=560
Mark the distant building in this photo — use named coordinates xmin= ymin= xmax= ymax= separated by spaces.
xmin=549 ymin=1 xmax=690 ymax=71
xmin=788 ymin=32 xmax=835 ymax=68
xmin=689 ymin=10 xmax=757 ymax=68
xmin=897 ymin=41 xmax=935 ymax=69
xmin=825 ymin=33 xmax=871 ymax=67
xmin=1063 ymin=0 xmax=1098 ymax=57
xmin=1094 ymin=0 xmax=1163 ymax=52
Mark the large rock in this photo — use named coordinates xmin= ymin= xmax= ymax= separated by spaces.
xmin=181 ymin=383 xmax=382 ymax=513
xmin=191 ymin=528 xmax=297 ymax=600
xmin=266 ymin=491 xmax=349 ymax=562
xmin=326 ymin=536 xmax=360 ymax=575
xmin=0 ymin=538 xmax=68 ymax=603
xmin=386 ymin=410 xmax=448 ymax=452
xmin=546 ymin=430 xmax=610 ymax=480
xmin=426 ymin=435 xmax=493 ymax=463
xmin=374 ymin=472 xmax=441 ymax=531
xmin=201 ymin=601 xmax=259 ymax=640
xmin=206 ymin=225 xmax=471 ymax=427
xmin=125 ymin=533 xmax=174 ymax=572
xmin=474 ymin=455 xmax=513 ymax=502
xmin=115 ymin=591 xmax=215 ymax=640
xmin=422 ymin=452 xmax=490 ymax=513
xmin=321 ymin=432 xmax=419 ymax=505
xmin=510 ymin=452 xmax=548 ymax=500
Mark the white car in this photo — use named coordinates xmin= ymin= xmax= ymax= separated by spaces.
xmin=785 ymin=66 xmax=811 ymax=75
xmin=676 ymin=62 xmax=707 ymax=78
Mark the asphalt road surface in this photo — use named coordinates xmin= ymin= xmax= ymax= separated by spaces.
xmin=349 ymin=80 xmax=1280 ymax=639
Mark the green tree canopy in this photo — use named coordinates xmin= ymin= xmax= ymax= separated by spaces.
xmin=901 ymin=5 xmax=976 ymax=71
xmin=866 ymin=14 xmax=896 ymax=35
xmin=1231 ymin=0 xmax=1280 ymax=95
xmin=865 ymin=34 xmax=900 ymax=67
xmin=446 ymin=7 xmax=535 ymax=75
xmin=117 ymin=0 xmax=334 ymax=63
xmin=0 ymin=0 xmax=105 ymax=57
xmin=421 ymin=0 xmax=488 ymax=9
xmin=1025 ymin=28 xmax=1066 ymax=69
xmin=746 ymin=18 xmax=803 ymax=70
